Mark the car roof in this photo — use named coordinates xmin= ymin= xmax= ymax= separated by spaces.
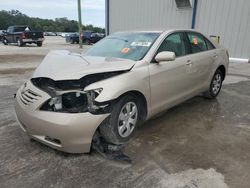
xmin=114 ymin=29 xmax=202 ymax=34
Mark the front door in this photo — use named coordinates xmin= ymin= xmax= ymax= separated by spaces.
xmin=149 ymin=32 xmax=193 ymax=116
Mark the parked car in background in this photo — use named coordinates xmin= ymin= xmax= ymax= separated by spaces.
xmin=14 ymin=29 xmax=229 ymax=153
xmin=61 ymin=33 xmax=74 ymax=38
xmin=82 ymin=31 xmax=104 ymax=44
xmin=65 ymin=31 xmax=105 ymax=45
xmin=44 ymin=32 xmax=57 ymax=36
xmin=2 ymin=25 xmax=44 ymax=47
xmin=65 ymin=32 xmax=79 ymax=44
xmin=56 ymin=32 xmax=63 ymax=36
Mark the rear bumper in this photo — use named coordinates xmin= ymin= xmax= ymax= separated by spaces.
xmin=22 ymin=38 xmax=44 ymax=43
xmin=14 ymin=81 xmax=109 ymax=153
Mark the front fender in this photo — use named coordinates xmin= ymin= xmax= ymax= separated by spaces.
xmin=84 ymin=66 xmax=151 ymax=112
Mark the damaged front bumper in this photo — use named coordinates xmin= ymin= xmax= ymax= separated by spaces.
xmin=14 ymin=81 xmax=109 ymax=153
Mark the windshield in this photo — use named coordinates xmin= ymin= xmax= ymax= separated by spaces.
xmin=84 ymin=32 xmax=160 ymax=61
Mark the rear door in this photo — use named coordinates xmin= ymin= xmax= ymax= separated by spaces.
xmin=185 ymin=32 xmax=216 ymax=91
xmin=149 ymin=32 xmax=194 ymax=115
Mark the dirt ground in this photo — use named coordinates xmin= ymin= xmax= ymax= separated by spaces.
xmin=0 ymin=37 xmax=250 ymax=188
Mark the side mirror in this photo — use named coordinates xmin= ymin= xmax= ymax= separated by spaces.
xmin=155 ymin=51 xmax=176 ymax=63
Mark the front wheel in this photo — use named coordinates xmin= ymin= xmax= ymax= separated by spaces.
xmin=204 ymin=69 xmax=223 ymax=99
xmin=99 ymin=95 xmax=140 ymax=144
xmin=2 ymin=38 xmax=8 ymax=45
xmin=37 ymin=41 xmax=42 ymax=47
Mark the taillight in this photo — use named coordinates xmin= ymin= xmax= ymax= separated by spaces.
xmin=21 ymin=32 xmax=26 ymax=39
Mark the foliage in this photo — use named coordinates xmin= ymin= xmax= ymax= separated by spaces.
xmin=0 ymin=10 xmax=105 ymax=33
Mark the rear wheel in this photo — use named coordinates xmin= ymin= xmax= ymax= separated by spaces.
xmin=204 ymin=69 xmax=223 ymax=99
xmin=70 ymin=38 xmax=74 ymax=44
xmin=99 ymin=95 xmax=140 ymax=144
xmin=86 ymin=39 xmax=91 ymax=45
xmin=17 ymin=38 xmax=23 ymax=47
xmin=37 ymin=41 xmax=42 ymax=47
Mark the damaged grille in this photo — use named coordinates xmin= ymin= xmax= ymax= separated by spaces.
xmin=20 ymin=89 xmax=41 ymax=105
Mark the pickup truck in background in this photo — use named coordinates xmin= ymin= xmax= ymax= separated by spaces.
xmin=2 ymin=25 xmax=44 ymax=47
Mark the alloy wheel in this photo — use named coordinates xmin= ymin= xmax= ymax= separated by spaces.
xmin=212 ymin=73 xmax=222 ymax=95
xmin=117 ymin=102 xmax=138 ymax=138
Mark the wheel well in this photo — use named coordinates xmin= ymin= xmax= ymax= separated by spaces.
xmin=118 ymin=91 xmax=148 ymax=121
xmin=217 ymin=65 xmax=226 ymax=80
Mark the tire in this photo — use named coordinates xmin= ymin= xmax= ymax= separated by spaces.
xmin=3 ymin=38 xmax=8 ymax=45
xmin=86 ymin=39 xmax=91 ymax=45
xmin=204 ymin=69 xmax=223 ymax=99
xmin=37 ymin=41 xmax=42 ymax=47
xmin=99 ymin=95 xmax=140 ymax=144
xmin=70 ymin=38 xmax=74 ymax=44
xmin=17 ymin=38 xmax=23 ymax=47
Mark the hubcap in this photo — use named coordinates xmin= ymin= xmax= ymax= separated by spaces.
xmin=212 ymin=74 xmax=222 ymax=95
xmin=118 ymin=102 xmax=138 ymax=138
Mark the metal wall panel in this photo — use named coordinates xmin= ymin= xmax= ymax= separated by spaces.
xmin=196 ymin=0 xmax=250 ymax=58
xmin=109 ymin=0 xmax=193 ymax=33
xmin=108 ymin=0 xmax=250 ymax=58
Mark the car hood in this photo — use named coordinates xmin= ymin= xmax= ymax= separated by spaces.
xmin=32 ymin=50 xmax=136 ymax=80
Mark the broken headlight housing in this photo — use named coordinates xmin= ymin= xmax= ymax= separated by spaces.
xmin=41 ymin=91 xmax=88 ymax=113
xmin=40 ymin=88 xmax=109 ymax=114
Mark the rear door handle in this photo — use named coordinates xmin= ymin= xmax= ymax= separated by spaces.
xmin=186 ymin=60 xmax=192 ymax=65
xmin=213 ymin=53 xmax=218 ymax=58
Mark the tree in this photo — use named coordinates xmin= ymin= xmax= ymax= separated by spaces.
xmin=0 ymin=10 xmax=105 ymax=33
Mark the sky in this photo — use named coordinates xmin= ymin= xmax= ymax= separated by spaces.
xmin=0 ymin=0 xmax=105 ymax=27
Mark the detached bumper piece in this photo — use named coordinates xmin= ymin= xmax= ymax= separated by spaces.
xmin=92 ymin=133 xmax=132 ymax=163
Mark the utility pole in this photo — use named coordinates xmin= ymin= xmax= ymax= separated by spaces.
xmin=77 ymin=0 xmax=83 ymax=48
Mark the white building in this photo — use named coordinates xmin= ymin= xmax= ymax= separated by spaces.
xmin=105 ymin=0 xmax=250 ymax=60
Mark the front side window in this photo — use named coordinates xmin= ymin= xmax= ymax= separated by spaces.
xmin=85 ymin=32 xmax=160 ymax=61
xmin=157 ymin=33 xmax=187 ymax=57
xmin=14 ymin=27 xmax=29 ymax=32
xmin=187 ymin=32 xmax=207 ymax=53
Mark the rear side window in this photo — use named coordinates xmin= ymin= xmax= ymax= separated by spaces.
xmin=187 ymin=32 xmax=207 ymax=53
xmin=205 ymin=38 xmax=215 ymax=50
xmin=157 ymin=33 xmax=187 ymax=57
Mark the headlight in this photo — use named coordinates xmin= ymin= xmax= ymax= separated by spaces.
xmin=41 ymin=92 xmax=88 ymax=113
